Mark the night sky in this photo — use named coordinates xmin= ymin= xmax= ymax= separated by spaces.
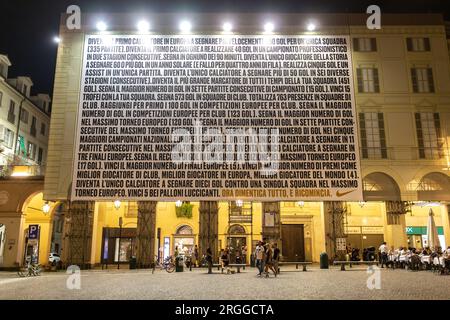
xmin=0 ymin=0 xmax=448 ymax=96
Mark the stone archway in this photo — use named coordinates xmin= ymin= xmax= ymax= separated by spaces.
xmin=417 ymin=172 xmax=450 ymax=201
xmin=21 ymin=192 xmax=60 ymax=266
xmin=363 ymin=172 xmax=402 ymax=202
xmin=0 ymin=178 xmax=45 ymax=269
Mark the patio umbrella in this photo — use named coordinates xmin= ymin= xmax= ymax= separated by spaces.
xmin=426 ymin=208 xmax=440 ymax=250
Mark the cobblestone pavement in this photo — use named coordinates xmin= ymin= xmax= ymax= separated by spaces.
xmin=0 ymin=266 xmax=449 ymax=300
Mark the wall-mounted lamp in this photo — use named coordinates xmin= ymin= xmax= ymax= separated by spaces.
xmin=175 ymin=200 xmax=183 ymax=207
xmin=235 ymin=199 xmax=243 ymax=207
xmin=296 ymin=201 xmax=305 ymax=208
xmin=42 ymin=202 xmax=50 ymax=214
xmin=358 ymin=201 xmax=366 ymax=208
xmin=114 ymin=200 xmax=121 ymax=210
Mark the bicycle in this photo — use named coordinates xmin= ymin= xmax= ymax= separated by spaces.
xmin=152 ymin=255 xmax=175 ymax=273
xmin=17 ymin=263 xmax=42 ymax=277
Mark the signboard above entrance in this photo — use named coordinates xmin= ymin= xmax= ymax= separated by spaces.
xmin=72 ymin=34 xmax=363 ymax=201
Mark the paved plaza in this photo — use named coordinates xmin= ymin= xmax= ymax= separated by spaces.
xmin=0 ymin=265 xmax=449 ymax=300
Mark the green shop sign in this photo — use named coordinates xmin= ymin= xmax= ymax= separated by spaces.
xmin=406 ymin=226 xmax=444 ymax=235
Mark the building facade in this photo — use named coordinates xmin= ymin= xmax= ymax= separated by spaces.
xmin=0 ymin=54 xmax=51 ymax=175
xmin=0 ymin=54 xmax=52 ymax=269
xmin=1 ymin=13 xmax=450 ymax=269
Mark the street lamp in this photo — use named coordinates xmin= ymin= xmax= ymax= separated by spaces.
xmin=306 ymin=23 xmax=316 ymax=31
xmin=137 ymin=20 xmax=150 ymax=32
xmin=222 ymin=22 xmax=233 ymax=33
xmin=96 ymin=21 xmax=107 ymax=32
xmin=179 ymin=20 xmax=192 ymax=33
xmin=118 ymin=216 xmax=123 ymax=269
xmin=264 ymin=22 xmax=274 ymax=33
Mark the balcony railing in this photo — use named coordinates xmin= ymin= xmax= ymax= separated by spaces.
xmin=0 ymin=164 xmax=46 ymax=177
xmin=360 ymin=147 xmax=448 ymax=161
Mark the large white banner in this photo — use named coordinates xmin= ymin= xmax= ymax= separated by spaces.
xmin=72 ymin=34 xmax=363 ymax=201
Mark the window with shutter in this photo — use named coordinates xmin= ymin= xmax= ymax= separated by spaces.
xmin=357 ymin=68 xmax=379 ymax=93
xmin=408 ymin=38 xmax=431 ymax=52
xmin=357 ymin=69 xmax=363 ymax=92
xmin=415 ymin=113 xmax=425 ymax=158
xmin=359 ymin=113 xmax=368 ymax=158
xmin=427 ymin=68 xmax=435 ymax=92
xmin=406 ymin=38 xmax=413 ymax=51
xmin=424 ymin=38 xmax=431 ymax=51
xmin=411 ymin=69 xmax=418 ymax=92
xmin=353 ymin=38 xmax=360 ymax=51
xmin=360 ymin=112 xmax=386 ymax=159
xmin=354 ymin=38 xmax=376 ymax=52
xmin=412 ymin=68 xmax=433 ymax=93
xmin=416 ymin=112 xmax=441 ymax=159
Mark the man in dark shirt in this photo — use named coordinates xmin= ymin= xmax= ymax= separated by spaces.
xmin=272 ymin=243 xmax=280 ymax=275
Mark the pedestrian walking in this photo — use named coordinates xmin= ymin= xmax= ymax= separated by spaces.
xmin=241 ymin=245 xmax=247 ymax=265
xmin=221 ymin=247 xmax=230 ymax=274
xmin=272 ymin=243 xmax=280 ymax=275
xmin=206 ymin=247 xmax=213 ymax=274
xmin=255 ymin=241 xmax=265 ymax=276
xmin=379 ymin=242 xmax=388 ymax=268
xmin=193 ymin=245 xmax=199 ymax=267
xmin=264 ymin=243 xmax=277 ymax=277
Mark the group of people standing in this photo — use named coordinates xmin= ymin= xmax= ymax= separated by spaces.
xmin=254 ymin=240 xmax=280 ymax=278
xmin=219 ymin=245 xmax=248 ymax=274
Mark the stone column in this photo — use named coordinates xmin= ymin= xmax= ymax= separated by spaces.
xmin=441 ymin=204 xmax=450 ymax=249
xmin=322 ymin=201 xmax=346 ymax=261
xmin=135 ymin=201 xmax=157 ymax=268
xmin=198 ymin=201 xmax=219 ymax=261
xmin=261 ymin=202 xmax=281 ymax=244
xmin=382 ymin=201 xmax=408 ymax=249
xmin=64 ymin=201 xmax=95 ymax=269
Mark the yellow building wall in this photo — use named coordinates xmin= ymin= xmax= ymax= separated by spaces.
xmin=217 ymin=202 xmax=263 ymax=263
xmin=156 ymin=201 xmax=200 ymax=256
xmin=280 ymin=202 xmax=324 ymax=262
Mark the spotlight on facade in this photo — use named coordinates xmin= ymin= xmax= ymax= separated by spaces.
xmin=137 ymin=20 xmax=150 ymax=32
xmin=235 ymin=199 xmax=243 ymax=207
xmin=296 ymin=201 xmax=305 ymax=208
xmin=53 ymin=36 xmax=61 ymax=43
xmin=307 ymin=23 xmax=316 ymax=31
xmin=175 ymin=200 xmax=183 ymax=207
xmin=179 ymin=20 xmax=192 ymax=33
xmin=222 ymin=22 xmax=233 ymax=32
xmin=96 ymin=21 xmax=108 ymax=32
xmin=114 ymin=200 xmax=121 ymax=210
xmin=42 ymin=202 xmax=50 ymax=214
xmin=264 ymin=22 xmax=274 ymax=33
